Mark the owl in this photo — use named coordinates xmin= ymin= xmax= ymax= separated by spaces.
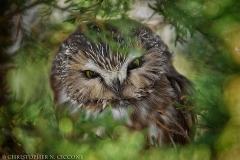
xmin=50 ymin=18 xmax=196 ymax=146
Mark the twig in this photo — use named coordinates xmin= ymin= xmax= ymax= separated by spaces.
xmin=152 ymin=110 xmax=191 ymax=142
xmin=152 ymin=116 xmax=186 ymax=137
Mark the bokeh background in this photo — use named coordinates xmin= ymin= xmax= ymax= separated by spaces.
xmin=1 ymin=0 xmax=240 ymax=159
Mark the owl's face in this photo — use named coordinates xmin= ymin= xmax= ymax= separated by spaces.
xmin=64 ymin=46 xmax=165 ymax=110
xmin=51 ymin=20 xmax=170 ymax=112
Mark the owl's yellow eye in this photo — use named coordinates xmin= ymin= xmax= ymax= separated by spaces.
xmin=128 ymin=58 xmax=141 ymax=70
xmin=84 ymin=70 xmax=99 ymax=79
xmin=133 ymin=58 xmax=140 ymax=66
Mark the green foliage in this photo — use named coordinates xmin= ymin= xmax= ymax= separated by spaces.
xmin=1 ymin=0 xmax=240 ymax=159
xmin=63 ymin=0 xmax=133 ymax=23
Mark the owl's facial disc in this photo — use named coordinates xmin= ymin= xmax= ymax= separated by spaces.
xmin=64 ymin=47 xmax=163 ymax=110
xmin=83 ymin=54 xmax=142 ymax=101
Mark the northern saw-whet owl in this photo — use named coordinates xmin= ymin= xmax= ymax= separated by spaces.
xmin=50 ymin=18 xmax=195 ymax=146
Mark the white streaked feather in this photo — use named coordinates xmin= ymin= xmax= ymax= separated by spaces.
xmin=102 ymin=100 xmax=107 ymax=110
xmin=70 ymin=103 xmax=82 ymax=114
xmin=111 ymin=107 xmax=128 ymax=120
xmin=169 ymin=135 xmax=177 ymax=149
xmin=59 ymin=88 xmax=70 ymax=104
xmin=106 ymin=58 xmax=112 ymax=70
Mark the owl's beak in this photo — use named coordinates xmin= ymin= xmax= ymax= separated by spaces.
xmin=112 ymin=78 xmax=123 ymax=97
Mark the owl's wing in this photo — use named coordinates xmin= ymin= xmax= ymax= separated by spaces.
xmin=166 ymin=61 xmax=197 ymax=141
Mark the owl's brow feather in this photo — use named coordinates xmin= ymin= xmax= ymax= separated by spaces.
xmin=84 ymin=41 xmax=129 ymax=71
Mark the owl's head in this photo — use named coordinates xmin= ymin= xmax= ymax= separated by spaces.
xmin=50 ymin=18 xmax=190 ymax=113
